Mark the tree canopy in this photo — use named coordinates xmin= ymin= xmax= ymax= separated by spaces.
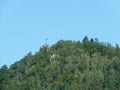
xmin=0 ymin=36 xmax=120 ymax=90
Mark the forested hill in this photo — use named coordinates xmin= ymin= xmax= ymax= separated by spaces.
xmin=0 ymin=36 xmax=120 ymax=90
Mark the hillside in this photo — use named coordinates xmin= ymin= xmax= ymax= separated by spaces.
xmin=0 ymin=36 xmax=120 ymax=90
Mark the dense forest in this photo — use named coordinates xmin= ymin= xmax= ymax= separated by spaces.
xmin=0 ymin=36 xmax=120 ymax=90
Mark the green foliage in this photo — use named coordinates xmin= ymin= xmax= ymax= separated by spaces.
xmin=0 ymin=36 xmax=120 ymax=90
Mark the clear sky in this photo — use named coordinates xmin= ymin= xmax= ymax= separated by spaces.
xmin=0 ymin=0 xmax=120 ymax=67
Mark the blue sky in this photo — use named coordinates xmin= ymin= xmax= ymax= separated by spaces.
xmin=0 ymin=0 xmax=120 ymax=67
